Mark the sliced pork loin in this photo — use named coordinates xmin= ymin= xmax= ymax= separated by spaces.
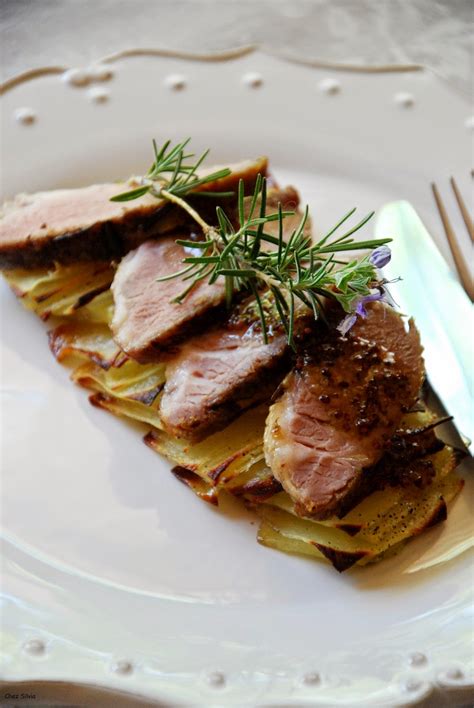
xmin=264 ymin=303 xmax=424 ymax=519
xmin=111 ymin=237 xmax=226 ymax=361
xmin=0 ymin=158 xmax=267 ymax=269
xmin=159 ymin=308 xmax=291 ymax=442
xmin=110 ymin=185 xmax=304 ymax=361
xmin=158 ymin=286 xmax=313 ymax=442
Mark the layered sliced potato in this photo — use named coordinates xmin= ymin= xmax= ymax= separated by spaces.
xmin=256 ymin=445 xmax=463 ymax=571
xmin=3 ymin=261 xmax=115 ymax=320
xmin=49 ymin=322 xmax=125 ymax=369
xmin=72 ymin=360 xmax=166 ymax=429
xmin=2 ymin=259 xmax=466 ymax=571
xmin=144 ymin=405 xmax=267 ymax=485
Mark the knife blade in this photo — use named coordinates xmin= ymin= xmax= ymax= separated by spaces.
xmin=375 ymin=200 xmax=473 ymax=447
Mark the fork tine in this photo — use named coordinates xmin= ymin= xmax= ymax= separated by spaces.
xmin=450 ymin=177 xmax=474 ymax=243
xmin=431 ymin=182 xmax=474 ymax=301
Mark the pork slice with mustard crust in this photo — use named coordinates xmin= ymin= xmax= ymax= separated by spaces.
xmin=264 ymin=303 xmax=424 ymax=519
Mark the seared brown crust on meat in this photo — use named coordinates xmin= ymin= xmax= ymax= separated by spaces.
xmin=0 ymin=158 xmax=267 ymax=269
xmin=264 ymin=303 xmax=425 ymax=519
xmin=0 ymin=189 xmax=171 ymax=269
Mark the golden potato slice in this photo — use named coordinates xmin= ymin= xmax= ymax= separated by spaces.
xmin=257 ymin=504 xmax=373 ymax=571
xmin=74 ymin=366 xmax=164 ymax=406
xmin=226 ymin=459 xmax=282 ymax=501
xmin=88 ymin=392 xmax=165 ymax=429
xmin=74 ymin=290 xmax=114 ymax=324
xmin=144 ymin=405 xmax=267 ymax=485
xmin=263 ymin=491 xmax=364 ymax=535
xmin=72 ymin=359 xmax=166 ymax=400
xmin=72 ymin=360 xmax=166 ymax=429
xmin=170 ymin=465 xmax=218 ymax=506
xmin=4 ymin=262 xmax=115 ymax=320
xmin=258 ymin=520 xmax=339 ymax=562
xmin=257 ymin=520 xmax=410 ymax=566
xmin=49 ymin=322 xmax=125 ymax=369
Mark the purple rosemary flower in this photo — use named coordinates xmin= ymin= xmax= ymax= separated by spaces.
xmin=369 ymin=245 xmax=391 ymax=269
xmin=337 ymin=290 xmax=386 ymax=336
xmin=355 ymin=291 xmax=385 ymax=317
xmin=337 ymin=313 xmax=357 ymax=336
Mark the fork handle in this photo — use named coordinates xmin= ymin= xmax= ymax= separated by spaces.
xmin=431 ymin=183 xmax=474 ymax=301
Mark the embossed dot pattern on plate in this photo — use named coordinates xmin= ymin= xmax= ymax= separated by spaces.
xmin=207 ymin=670 xmax=225 ymax=687
xmin=62 ymin=68 xmax=90 ymax=87
xmin=318 ymin=78 xmax=341 ymax=95
xmin=302 ymin=671 xmax=321 ymax=686
xmin=112 ymin=659 xmax=134 ymax=676
xmin=409 ymin=651 xmax=427 ymax=667
xmin=88 ymin=87 xmax=110 ymax=104
xmin=13 ymin=107 xmax=36 ymax=125
xmin=241 ymin=72 xmax=263 ymax=88
xmin=402 ymin=678 xmax=425 ymax=693
xmin=23 ymin=639 xmax=46 ymax=656
xmin=464 ymin=116 xmax=474 ymax=130
xmin=164 ymin=74 xmax=187 ymax=91
xmin=394 ymin=91 xmax=415 ymax=108
xmin=446 ymin=667 xmax=464 ymax=680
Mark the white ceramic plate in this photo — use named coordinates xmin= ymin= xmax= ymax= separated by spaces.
xmin=1 ymin=49 xmax=473 ymax=707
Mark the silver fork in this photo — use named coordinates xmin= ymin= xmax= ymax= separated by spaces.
xmin=431 ymin=177 xmax=473 ymax=301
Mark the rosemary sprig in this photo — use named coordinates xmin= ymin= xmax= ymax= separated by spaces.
xmin=111 ymin=139 xmax=393 ymax=348
xmin=110 ymin=138 xmax=234 ymax=202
